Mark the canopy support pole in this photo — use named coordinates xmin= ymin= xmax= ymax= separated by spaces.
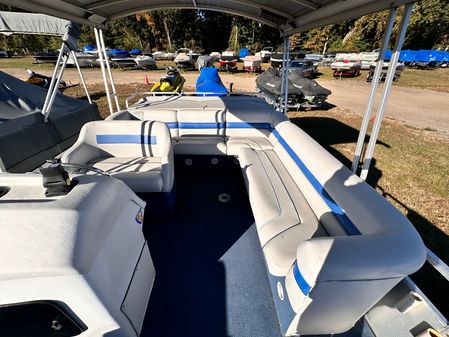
xmin=41 ymin=42 xmax=67 ymax=121
xmin=71 ymin=50 xmax=92 ymax=104
xmin=100 ymin=29 xmax=120 ymax=111
xmin=360 ymin=3 xmax=413 ymax=180
xmin=94 ymin=27 xmax=114 ymax=115
xmin=351 ymin=7 xmax=397 ymax=173
xmin=282 ymin=36 xmax=290 ymax=115
xmin=279 ymin=36 xmax=287 ymax=112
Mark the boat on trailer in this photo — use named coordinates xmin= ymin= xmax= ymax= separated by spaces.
xmin=0 ymin=2 xmax=448 ymax=337
xmin=330 ymin=53 xmax=363 ymax=77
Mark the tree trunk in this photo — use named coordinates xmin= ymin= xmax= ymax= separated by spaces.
xmin=163 ymin=17 xmax=172 ymax=50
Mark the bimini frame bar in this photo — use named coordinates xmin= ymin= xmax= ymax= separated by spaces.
xmin=359 ymin=2 xmax=413 ymax=180
xmin=41 ymin=42 xmax=92 ymax=122
xmin=94 ymin=27 xmax=120 ymax=115
xmin=351 ymin=6 xmax=397 ymax=173
xmin=279 ymin=35 xmax=290 ymax=115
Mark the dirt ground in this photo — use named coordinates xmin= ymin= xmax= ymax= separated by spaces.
xmin=3 ymin=67 xmax=449 ymax=137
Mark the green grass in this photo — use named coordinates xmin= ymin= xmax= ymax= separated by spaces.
xmin=0 ymin=56 xmax=55 ymax=69
xmin=317 ymin=66 xmax=449 ymax=93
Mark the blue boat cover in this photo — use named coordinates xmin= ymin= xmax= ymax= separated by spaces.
xmin=397 ymin=49 xmax=449 ymax=62
xmin=196 ymin=67 xmax=228 ymax=96
xmin=83 ymin=44 xmax=96 ymax=53
xmin=130 ymin=48 xmax=143 ymax=55
xmin=239 ymin=48 xmax=250 ymax=58
xmin=110 ymin=48 xmax=130 ymax=57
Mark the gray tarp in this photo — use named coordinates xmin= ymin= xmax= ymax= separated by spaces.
xmin=0 ymin=71 xmax=100 ymax=172
xmin=0 ymin=11 xmax=80 ymax=49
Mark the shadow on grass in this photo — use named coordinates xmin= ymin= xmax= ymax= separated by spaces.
xmin=291 ymin=115 xmax=449 ymax=319
xmin=290 ymin=116 xmax=389 ymax=188
xmin=377 ymin=186 xmax=449 ymax=318
xmin=79 ymin=91 xmax=107 ymax=101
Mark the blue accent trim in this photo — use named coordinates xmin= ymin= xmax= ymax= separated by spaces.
xmin=166 ymin=122 xmax=179 ymax=129
xmin=96 ymin=134 xmax=157 ymax=144
xmin=178 ymin=122 xmax=225 ymax=129
xmin=293 ymin=262 xmax=311 ymax=296
xmin=271 ymin=128 xmax=361 ymax=236
xmin=226 ymin=122 xmax=272 ymax=129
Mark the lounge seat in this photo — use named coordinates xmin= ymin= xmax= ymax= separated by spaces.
xmin=107 ymin=96 xmax=426 ymax=336
xmin=238 ymin=147 xmax=327 ymax=276
xmin=236 ymin=121 xmax=426 ymax=335
xmin=62 ymin=120 xmax=173 ymax=193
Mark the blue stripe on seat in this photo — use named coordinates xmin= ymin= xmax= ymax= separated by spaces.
xmin=226 ymin=122 xmax=272 ymax=129
xmin=96 ymin=134 xmax=157 ymax=144
xmin=178 ymin=122 xmax=225 ymax=129
xmin=293 ymin=262 xmax=311 ymax=296
xmin=271 ymin=128 xmax=360 ymax=236
xmin=166 ymin=122 xmax=179 ymax=129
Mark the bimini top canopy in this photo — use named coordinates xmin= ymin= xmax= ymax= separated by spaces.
xmin=0 ymin=11 xmax=80 ymax=49
xmin=0 ymin=0 xmax=416 ymax=35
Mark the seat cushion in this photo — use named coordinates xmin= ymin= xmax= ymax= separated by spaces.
xmin=89 ymin=157 xmax=163 ymax=192
xmin=226 ymin=137 xmax=273 ymax=156
xmin=238 ymin=147 xmax=326 ymax=276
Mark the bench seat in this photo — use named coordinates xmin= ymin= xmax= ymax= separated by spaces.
xmin=238 ymin=147 xmax=327 ymax=276
xmin=226 ymin=137 xmax=273 ymax=156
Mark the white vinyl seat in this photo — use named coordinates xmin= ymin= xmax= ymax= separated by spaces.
xmin=107 ymin=96 xmax=426 ymax=336
xmin=226 ymin=137 xmax=273 ymax=156
xmin=61 ymin=120 xmax=174 ymax=193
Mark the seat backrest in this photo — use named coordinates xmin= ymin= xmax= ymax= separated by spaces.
xmin=128 ymin=109 xmax=179 ymax=138
xmin=78 ymin=120 xmax=171 ymax=158
xmin=176 ymin=109 xmax=225 ymax=138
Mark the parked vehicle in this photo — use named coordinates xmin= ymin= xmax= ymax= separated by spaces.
xmin=209 ymin=51 xmax=221 ymax=61
xmin=219 ymin=50 xmax=238 ymax=72
xmin=305 ymin=53 xmax=323 ymax=67
xmin=330 ymin=53 xmax=362 ymax=77
xmin=256 ymin=67 xmax=331 ymax=109
xmin=242 ymin=55 xmax=262 ymax=73
xmin=359 ymin=52 xmax=378 ymax=70
xmin=366 ymin=61 xmax=405 ymax=82
xmin=195 ymin=67 xmax=228 ymax=96
xmin=33 ymin=50 xmax=59 ymax=64
xmin=174 ymin=48 xmax=196 ymax=70
xmin=197 ymin=55 xmax=214 ymax=71
xmin=134 ymin=55 xmax=157 ymax=70
xmin=289 ymin=59 xmax=315 ymax=78
xmin=270 ymin=52 xmax=286 ymax=68
xmin=150 ymin=66 xmax=185 ymax=93
xmin=110 ymin=49 xmax=136 ymax=69
xmin=255 ymin=46 xmax=274 ymax=62
xmin=66 ymin=51 xmax=97 ymax=68
xmin=25 ymin=69 xmax=78 ymax=92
